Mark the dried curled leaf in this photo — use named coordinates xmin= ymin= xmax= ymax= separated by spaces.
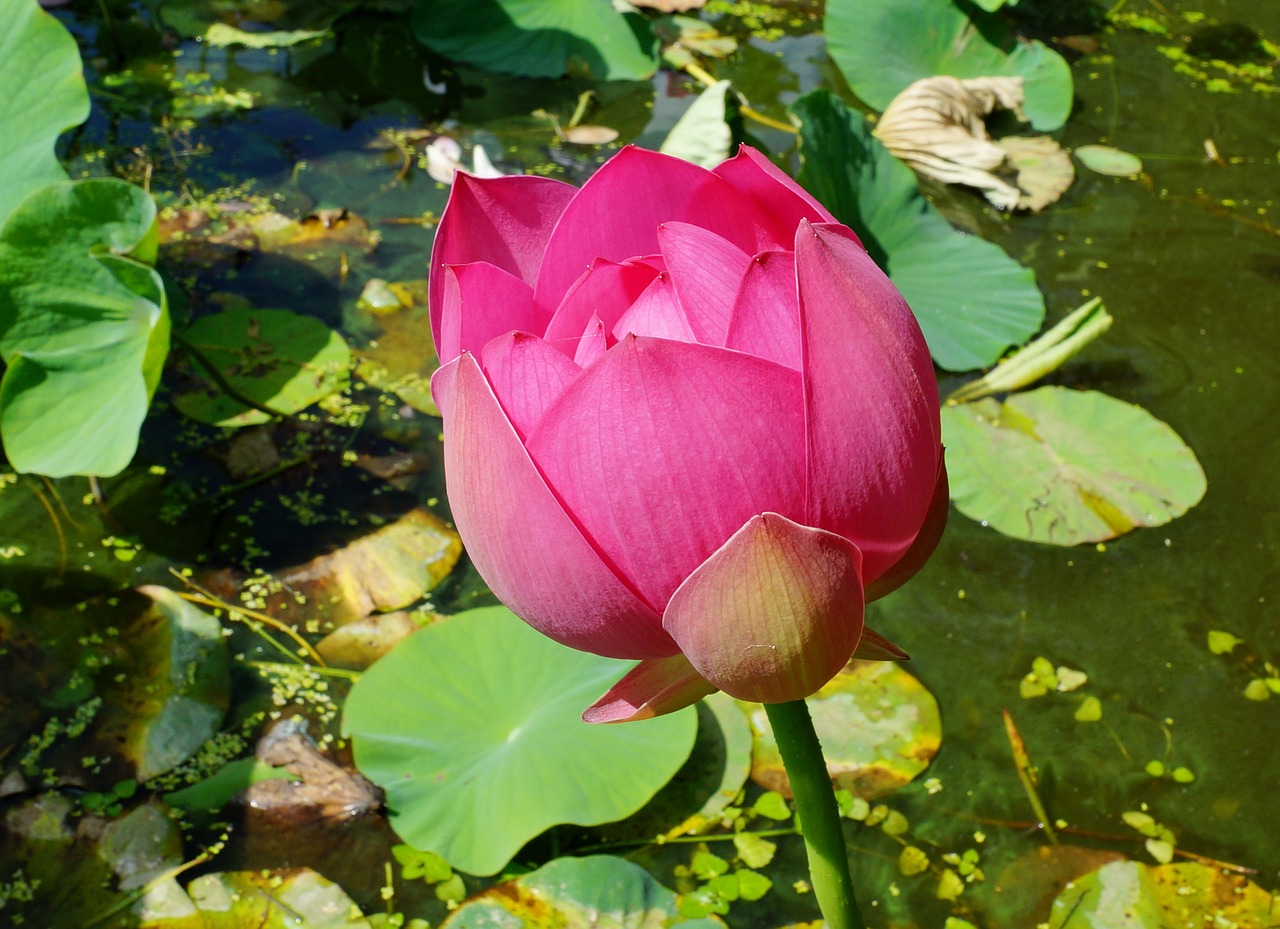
xmin=874 ymin=75 xmax=1072 ymax=211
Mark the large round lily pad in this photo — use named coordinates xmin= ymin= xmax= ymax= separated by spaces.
xmin=744 ymin=660 xmax=941 ymax=801
xmin=443 ymin=855 xmax=719 ymax=929
xmin=343 ymin=606 xmax=697 ymax=875
xmin=139 ymin=868 xmax=371 ymax=928
xmin=942 ymin=387 xmax=1207 ymax=545
xmin=1049 ymin=860 xmax=1278 ymax=928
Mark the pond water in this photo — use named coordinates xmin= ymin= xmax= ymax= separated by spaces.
xmin=3 ymin=0 xmax=1279 ymax=926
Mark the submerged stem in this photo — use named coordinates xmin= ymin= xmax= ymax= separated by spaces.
xmin=763 ymin=700 xmax=867 ymax=929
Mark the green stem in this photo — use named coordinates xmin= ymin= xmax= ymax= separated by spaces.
xmin=764 ymin=700 xmax=868 ymax=929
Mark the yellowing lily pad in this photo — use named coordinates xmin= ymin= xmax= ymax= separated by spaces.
xmin=442 ymin=855 xmax=716 ymax=929
xmin=744 ymin=660 xmax=941 ymax=800
xmin=353 ymin=278 xmax=440 ymax=416
xmin=1074 ymin=144 xmax=1144 ymax=177
xmin=942 ymin=387 xmax=1206 ymax=545
xmin=1049 ymin=860 xmax=1278 ymax=928
xmin=139 ymin=868 xmax=370 ymax=928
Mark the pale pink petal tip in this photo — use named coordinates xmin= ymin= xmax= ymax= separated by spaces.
xmin=582 ymin=653 xmax=716 ymax=724
xmin=662 ymin=512 xmax=865 ymax=705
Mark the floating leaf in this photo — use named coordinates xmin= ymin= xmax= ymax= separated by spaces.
xmin=95 ymin=586 xmax=229 ymax=780
xmin=825 ymin=0 xmax=1072 ymax=130
xmin=443 ymin=856 xmax=715 ymax=929
xmin=942 ymin=387 xmax=1207 ymax=545
xmin=270 ymin=508 xmax=461 ymax=626
xmin=0 ymin=0 xmax=89 ymax=222
xmin=173 ymin=307 xmax=351 ymax=428
xmin=745 ymin=660 xmax=941 ymax=800
xmin=412 ymin=0 xmax=659 ymax=81
xmin=139 ymin=868 xmax=371 ymax=928
xmin=344 ymin=607 xmax=696 ymax=875
xmin=203 ymin=23 xmax=328 ymax=48
xmin=793 ymin=90 xmax=1044 ymax=371
xmin=660 ymin=80 xmax=734 ymax=168
xmin=1207 ymin=630 xmax=1243 ymax=654
xmin=163 ymin=757 xmax=293 ymax=812
xmin=353 ymin=279 xmax=440 ymax=416
xmin=0 ymin=179 xmax=168 ymax=476
xmin=1075 ymin=144 xmax=1144 ymax=177
xmin=1074 ymin=695 xmax=1102 ymax=722
xmin=1049 ymin=861 xmax=1278 ymax=928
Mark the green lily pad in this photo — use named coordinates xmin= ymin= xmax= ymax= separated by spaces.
xmin=793 ymin=90 xmax=1044 ymax=371
xmin=95 ymin=586 xmax=230 ymax=780
xmin=942 ymin=386 xmax=1207 ymax=545
xmin=443 ymin=855 xmax=718 ymax=929
xmin=660 ymin=80 xmax=734 ymax=168
xmin=173 ymin=307 xmax=351 ymax=428
xmin=0 ymin=0 xmax=89 ymax=222
xmin=825 ymin=0 xmax=1072 ymax=131
xmin=1049 ymin=860 xmax=1278 ymax=928
xmin=139 ymin=868 xmax=371 ymax=928
xmin=412 ymin=0 xmax=659 ymax=81
xmin=343 ymin=606 xmax=697 ymax=875
xmin=744 ymin=660 xmax=942 ymax=801
xmin=0 ymin=179 xmax=169 ymax=476
xmin=1075 ymin=144 xmax=1145 ymax=177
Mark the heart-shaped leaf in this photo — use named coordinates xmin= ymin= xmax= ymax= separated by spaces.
xmin=343 ymin=606 xmax=696 ymax=875
xmin=793 ymin=90 xmax=1044 ymax=371
xmin=0 ymin=179 xmax=168 ymax=476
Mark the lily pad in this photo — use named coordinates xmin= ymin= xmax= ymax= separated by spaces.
xmin=139 ymin=868 xmax=371 ymax=928
xmin=0 ymin=0 xmax=89 ymax=222
xmin=744 ymin=660 xmax=942 ymax=800
xmin=825 ymin=0 xmax=1073 ymax=131
xmin=95 ymin=586 xmax=230 ymax=780
xmin=793 ymin=90 xmax=1044 ymax=371
xmin=343 ymin=606 xmax=697 ymax=875
xmin=353 ymin=278 xmax=440 ymax=416
xmin=0 ymin=179 xmax=169 ymax=476
xmin=412 ymin=0 xmax=660 ymax=81
xmin=173 ymin=307 xmax=351 ymax=428
xmin=1074 ymin=144 xmax=1145 ymax=177
xmin=941 ymin=386 xmax=1207 ymax=545
xmin=1049 ymin=860 xmax=1278 ymax=928
xmin=443 ymin=855 xmax=718 ymax=929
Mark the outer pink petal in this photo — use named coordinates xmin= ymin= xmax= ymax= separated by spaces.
xmin=526 ymin=336 xmax=806 ymax=613
xmin=581 ymin=653 xmax=716 ymax=724
xmin=864 ymin=455 xmax=949 ymax=603
xmin=437 ymin=262 xmax=536 ymax=363
xmin=480 ymin=331 xmax=582 ymax=439
xmin=430 ymin=172 xmax=576 ymax=351
xmin=431 ymin=353 xmax=674 ymax=659
xmin=658 ymin=222 xmax=751 ymax=345
xmin=797 ymin=221 xmax=942 ymax=583
xmin=543 ymin=258 xmax=661 ymax=356
xmin=663 ymin=513 xmax=865 ymax=703
xmin=713 ymin=146 xmax=839 ymax=249
xmin=533 ymin=147 xmax=769 ymax=312
xmin=725 ymin=250 xmax=802 ymax=369
xmin=611 ymin=273 xmax=695 ymax=342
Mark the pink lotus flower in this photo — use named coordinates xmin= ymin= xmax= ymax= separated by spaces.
xmin=429 ymin=145 xmax=947 ymax=722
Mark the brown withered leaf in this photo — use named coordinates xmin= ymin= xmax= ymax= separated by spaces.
xmin=874 ymin=75 xmax=1073 ymax=211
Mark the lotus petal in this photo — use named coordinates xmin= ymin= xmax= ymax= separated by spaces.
xmin=796 ymin=221 xmax=941 ymax=582
xmin=611 ymin=273 xmax=695 ymax=342
xmin=543 ymin=257 xmax=660 ymax=355
xmin=527 ymin=336 xmax=806 ymax=612
xmin=430 ymin=172 xmax=576 ymax=350
xmin=658 ymin=222 xmax=751 ymax=345
xmin=663 ymin=513 xmax=864 ymax=703
xmin=481 ymin=331 xmax=582 ymax=439
xmin=725 ymin=250 xmax=802 ymax=369
xmin=582 ymin=652 xmax=716 ymax=723
xmin=533 ymin=147 xmax=768 ymax=311
xmin=713 ymin=145 xmax=838 ymax=248
xmin=437 ymin=261 xmax=536 ymax=362
xmin=432 ymin=354 xmax=674 ymax=658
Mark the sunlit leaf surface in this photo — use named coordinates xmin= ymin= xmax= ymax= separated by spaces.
xmin=942 ymin=387 xmax=1207 ymax=545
